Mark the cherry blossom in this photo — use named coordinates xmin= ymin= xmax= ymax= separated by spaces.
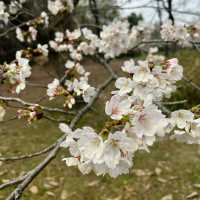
xmin=114 ymin=77 xmax=134 ymax=96
xmin=133 ymin=61 xmax=154 ymax=83
xmin=105 ymin=95 xmax=132 ymax=120
xmin=16 ymin=27 xmax=24 ymax=42
xmin=121 ymin=59 xmax=135 ymax=74
xmin=4 ymin=50 xmax=31 ymax=94
xmin=0 ymin=1 xmax=10 ymax=24
xmin=9 ymin=1 xmax=22 ymax=14
xmin=48 ymin=0 xmax=74 ymax=15
xmin=169 ymin=109 xmax=200 ymax=144
xmin=47 ymin=79 xmax=62 ymax=100
xmin=37 ymin=44 xmax=49 ymax=57
xmin=130 ymin=104 xmax=168 ymax=138
xmin=171 ymin=110 xmax=194 ymax=129
xmin=82 ymin=86 xmax=96 ymax=103
xmin=65 ymin=60 xmax=75 ymax=69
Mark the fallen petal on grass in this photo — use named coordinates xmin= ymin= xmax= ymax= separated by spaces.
xmin=161 ymin=194 xmax=173 ymax=200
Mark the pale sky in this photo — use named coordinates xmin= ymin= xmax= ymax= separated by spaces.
xmin=119 ymin=0 xmax=200 ymax=24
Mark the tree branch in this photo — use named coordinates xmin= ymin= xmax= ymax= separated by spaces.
xmin=5 ymin=73 xmax=115 ymax=200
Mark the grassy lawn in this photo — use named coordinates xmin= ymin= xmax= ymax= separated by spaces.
xmin=0 ymin=49 xmax=200 ymax=200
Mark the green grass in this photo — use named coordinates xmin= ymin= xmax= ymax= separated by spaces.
xmin=1 ymin=49 xmax=200 ymax=200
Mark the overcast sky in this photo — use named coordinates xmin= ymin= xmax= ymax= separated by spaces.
xmin=119 ymin=0 xmax=200 ymax=24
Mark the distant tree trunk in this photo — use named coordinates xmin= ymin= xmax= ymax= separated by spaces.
xmin=161 ymin=0 xmax=175 ymax=56
xmin=162 ymin=0 xmax=174 ymax=25
xmin=73 ymin=0 xmax=80 ymax=7
xmin=156 ymin=0 xmax=163 ymax=29
xmin=89 ymin=0 xmax=101 ymax=35
xmin=167 ymin=0 xmax=174 ymax=25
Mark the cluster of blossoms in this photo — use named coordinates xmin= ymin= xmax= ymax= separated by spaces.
xmin=1 ymin=44 xmax=48 ymax=93
xmin=64 ymin=60 xmax=96 ymax=103
xmin=60 ymin=123 xmax=137 ymax=178
xmin=2 ymin=20 xmax=154 ymax=105
xmin=47 ymin=60 xmax=96 ymax=108
xmin=161 ymin=21 xmax=200 ymax=46
xmin=48 ymin=0 xmax=74 ymax=15
xmin=47 ymin=78 xmax=76 ymax=109
xmin=60 ymin=51 xmax=199 ymax=177
xmin=47 ymin=28 xmax=97 ymax=109
xmin=49 ymin=28 xmax=99 ymax=57
xmin=98 ymin=20 xmax=153 ymax=58
xmin=49 ymin=20 xmax=154 ymax=59
xmin=2 ymin=50 xmax=31 ymax=94
xmin=0 ymin=0 xmax=27 ymax=25
xmin=117 ymin=52 xmax=182 ymax=102
xmin=17 ymin=105 xmax=43 ymax=123
xmin=16 ymin=12 xmax=49 ymax=43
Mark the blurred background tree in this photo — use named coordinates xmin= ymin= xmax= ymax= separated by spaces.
xmin=127 ymin=12 xmax=143 ymax=27
xmin=75 ymin=0 xmax=119 ymax=26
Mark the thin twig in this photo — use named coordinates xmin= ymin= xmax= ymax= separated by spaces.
xmin=0 ymin=174 xmax=29 ymax=190
xmin=183 ymin=76 xmax=200 ymax=92
xmin=0 ymin=96 xmax=75 ymax=115
xmin=161 ymin=100 xmax=187 ymax=105
xmin=26 ymin=82 xmax=47 ymax=89
xmin=0 ymin=116 xmax=18 ymax=123
xmin=0 ymin=143 xmax=57 ymax=162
